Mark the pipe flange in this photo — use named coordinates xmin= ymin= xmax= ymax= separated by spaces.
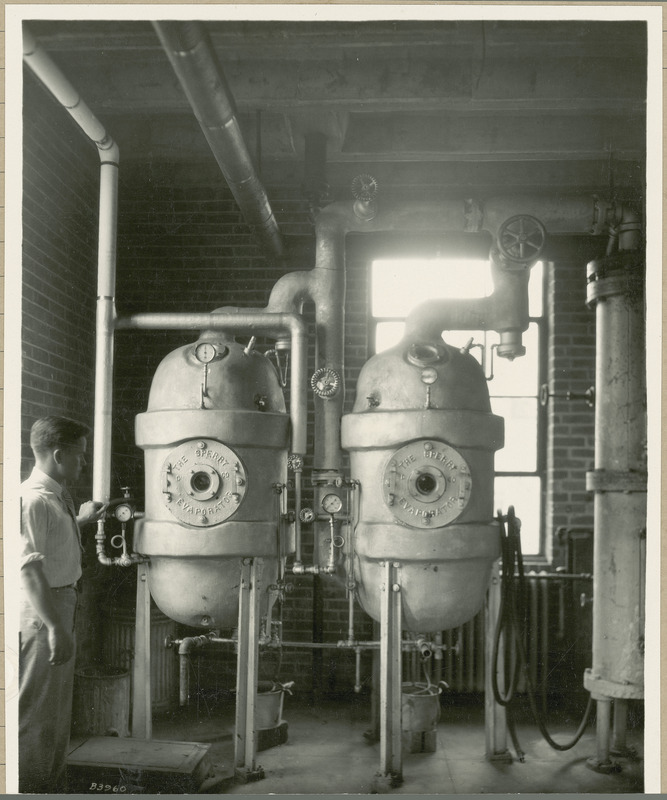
xmin=496 ymin=214 xmax=546 ymax=264
xmin=585 ymin=469 xmax=647 ymax=493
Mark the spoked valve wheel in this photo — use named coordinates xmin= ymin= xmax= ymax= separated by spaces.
xmin=497 ymin=215 xmax=546 ymax=263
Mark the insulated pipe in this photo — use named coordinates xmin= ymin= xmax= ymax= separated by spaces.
xmin=115 ymin=311 xmax=307 ymax=456
xmin=23 ymin=25 xmax=120 ymax=511
xmin=584 ymin=204 xmax=645 ymax=772
xmin=153 ymin=21 xmax=283 ymax=260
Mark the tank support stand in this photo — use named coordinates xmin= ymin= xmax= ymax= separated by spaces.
xmin=373 ymin=561 xmax=403 ymax=791
xmin=235 ymin=558 xmax=266 ymax=783
xmin=132 ymin=564 xmax=153 ymax=739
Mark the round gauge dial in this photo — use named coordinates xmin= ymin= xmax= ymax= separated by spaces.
xmin=114 ymin=503 xmax=133 ymax=523
xmin=322 ymin=493 xmax=343 ymax=515
xmin=195 ymin=342 xmax=217 ymax=364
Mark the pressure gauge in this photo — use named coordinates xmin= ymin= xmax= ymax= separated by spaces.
xmin=114 ymin=503 xmax=133 ymax=523
xmin=195 ymin=342 xmax=218 ymax=364
xmin=322 ymin=493 xmax=343 ymax=515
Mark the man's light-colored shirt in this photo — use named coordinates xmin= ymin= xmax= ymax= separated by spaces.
xmin=21 ymin=467 xmax=82 ymax=588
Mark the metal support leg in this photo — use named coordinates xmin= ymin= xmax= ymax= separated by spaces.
xmin=373 ymin=561 xmax=403 ymax=791
xmin=235 ymin=558 xmax=265 ymax=783
xmin=587 ymin=697 xmax=621 ymax=773
xmin=611 ymin=699 xmax=638 ymax=759
xmin=485 ymin=560 xmax=512 ymax=762
xmin=132 ymin=564 xmax=152 ymax=739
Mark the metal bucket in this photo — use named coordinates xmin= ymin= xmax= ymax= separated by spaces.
xmin=401 ymin=682 xmax=442 ymax=733
xmin=72 ymin=666 xmax=131 ymax=738
xmin=255 ymin=681 xmax=293 ymax=730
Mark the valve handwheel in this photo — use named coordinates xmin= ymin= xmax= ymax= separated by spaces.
xmin=351 ymin=174 xmax=378 ymax=203
xmin=497 ymin=215 xmax=546 ymax=263
xmin=311 ymin=367 xmax=341 ymax=398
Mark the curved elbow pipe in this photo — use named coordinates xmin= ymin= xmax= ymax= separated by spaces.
xmin=153 ymin=21 xmax=283 ymax=260
xmin=23 ymin=26 xmax=119 ymax=165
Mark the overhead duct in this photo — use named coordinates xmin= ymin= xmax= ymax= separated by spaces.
xmin=153 ymin=21 xmax=284 ymax=260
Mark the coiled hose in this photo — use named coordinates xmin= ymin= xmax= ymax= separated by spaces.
xmin=491 ymin=507 xmax=594 ymax=760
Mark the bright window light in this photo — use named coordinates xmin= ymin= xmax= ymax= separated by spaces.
xmin=370 ymin=257 xmax=545 ymax=556
xmin=371 ymin=258 xmax=492 ymax=318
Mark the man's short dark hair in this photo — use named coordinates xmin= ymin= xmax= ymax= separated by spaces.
xmin=30 ymin=416 xmax=91 ymax=455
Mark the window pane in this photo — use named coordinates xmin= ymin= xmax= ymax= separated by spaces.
xmin=494 ymin=476 xmax=542 ymax=555
xmin=488 ymin=323 xmax=540 ymax=397
xmin=529 ymin=261 xmax=544 ymax=318
xmin=492 ymin=397 xmax=538 ymax=471
xmin=372 ymin=259 xmax=491 ymax=318
xmin=374 ymin=322 xmax=405 ymax=353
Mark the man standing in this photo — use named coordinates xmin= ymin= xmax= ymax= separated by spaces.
xmin=19 ymin=416 xmax=106 ymax=793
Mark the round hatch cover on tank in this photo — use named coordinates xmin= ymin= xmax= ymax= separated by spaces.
xmin=382 ymin=439 xmax=472 ymax=527
xmin=162 ymin=439 xmax=247 ymax=526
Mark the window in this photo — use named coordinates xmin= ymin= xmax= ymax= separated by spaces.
xmin=370 ymin=258 xmax=545 ymax=555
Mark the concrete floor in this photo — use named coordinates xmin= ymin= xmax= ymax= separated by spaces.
xmin=147 ymin=694 xmax=644 ymax=795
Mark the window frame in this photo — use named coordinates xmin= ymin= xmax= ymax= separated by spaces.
xmin=367 ymin=258 xmax=548 ymax=559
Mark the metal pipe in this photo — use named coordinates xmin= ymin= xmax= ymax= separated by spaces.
xmin=153 ymin=21 xmax=283 ymax=260
xmin=176 ymin=633 xmax=216 ymax=706
xmin=23 ymin=26 xmax=121 ymax=557
xmin=293 ymin=468 xmax=303 ymax=565
xmin=116 ymin=310 xmax=307 ymax=456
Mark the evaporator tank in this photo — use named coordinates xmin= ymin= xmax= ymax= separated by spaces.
xmin=133 ymin=329 xmax=290 ymax=628
xmin=341 ymin=334 xmax=504 ymax=632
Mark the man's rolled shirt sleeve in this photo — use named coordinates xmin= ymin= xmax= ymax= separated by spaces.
xmin=20 ymin=495 xmax=47 ymax=570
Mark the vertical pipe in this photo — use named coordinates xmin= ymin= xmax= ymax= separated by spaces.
xmin=93 ymin=161 xmax=119 ymax=504
xmin=584 ymin=220 xmax=645 ymax=772
xmin=179 ymin=654 xmax=189 ymax=707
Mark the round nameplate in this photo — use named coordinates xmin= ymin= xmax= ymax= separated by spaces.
xmin=161 ymin=439 xmax=247 ymax=526
xmin=382 ymin=440 xmax=472 ymax=527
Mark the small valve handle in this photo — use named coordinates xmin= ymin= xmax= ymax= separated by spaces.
xmin=540 ymin=384 xmax=595 ymax=408
xmin=299 ymin=507 xmax=316 ymax=524
xmin=311 ymin=367 xmax=341 ymax=398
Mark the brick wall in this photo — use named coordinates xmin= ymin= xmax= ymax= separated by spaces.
xmin=546 ymin=255 xmax=597 ymax=567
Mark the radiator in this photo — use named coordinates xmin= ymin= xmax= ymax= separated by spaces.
xmin=431 ymin=572 xmax=592 ymax=696
xmin=103 ymin=606 xmax=179 ymax=712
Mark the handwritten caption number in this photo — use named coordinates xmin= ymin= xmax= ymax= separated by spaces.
xmin=88 ymin=782 xmax=127 ymax=793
